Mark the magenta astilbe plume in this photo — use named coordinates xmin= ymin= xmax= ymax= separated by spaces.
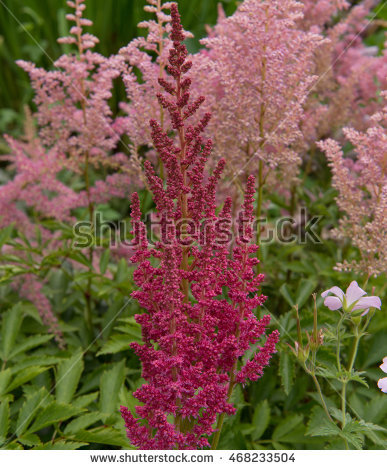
xmin=120 ymin=4 xmax=279 ymax=450
xmin=118 ymin=0 xmax=193 ymax=175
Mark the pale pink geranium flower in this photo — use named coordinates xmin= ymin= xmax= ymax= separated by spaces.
xmin=378 ymin=358 xmax=387 ymax=393
xmin=321 ymin=280 xmax=381 ymax=315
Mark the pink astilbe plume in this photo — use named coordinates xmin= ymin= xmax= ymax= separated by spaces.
xmin=0 ymin=1 xmax=137 ymax=343
xmin=190 ymin=0 xmax=326 ymax=198
xmin=318 ymin=92 xmax=387 ymax=277
xmin=302 ymin=0 xmax=387 ymax=143
xmin=16 ymin=0 xmax=136 ymax=196
xmin=120 ymin=5 xmax=279 ymax=450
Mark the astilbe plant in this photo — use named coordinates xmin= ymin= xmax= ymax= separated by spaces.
xmin=302 ymin=0 xmax=387 ymax=144
xmin=318 ymin=92 xmax=387 ymax=277
xmin=0 ymin=0 xmax=136 ymax=342
xmin=190 ymin=0 xmax=326 ymax=208
xmin=118 ymin=0 xmax=193 ymax=179
xmin=120 ymin=5 xmax=279 ymax=450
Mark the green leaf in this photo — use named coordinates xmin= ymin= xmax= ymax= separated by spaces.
xmin=306 ymin=407 xmax=341 ymax=437
xmin=251 ymin=399 xmax=270 ymax=441
xmin=97 ymin=335 xmax=131 ymax=356
xmin=64 ymin=411 xmax=105 ymax=435
xmin=6 ymin=367 xmax=50 ymax=393
xmin=73 ymin=427 xmax=130 ymax=448
xmin=8 ymin=335 xmax=54 ymax=359
xmin=279 ymin=351 xmax=295 ymax=395
xmin=17 ymin=434 xmax=42 ymax=447
xmin=99 ymin=249 xmax=110 ymax=275
xmin=363 ymin=395 xmax=387 ymax=424
xmin=0 ymin=400 xmax=10 ymax=444
xmin=35 ymin=440 xmax=87 ymax=450
xmin=99 ymin=360 xmax=125 ymax=418
xmin=16 ymin=388 xmax=46 ymax=436
xmin=0 ymin=225 xmax=13 ymax=249
xmin=272 ymin=414 xmax=303 ymax=442
xmin=0 ymin=369 xmax=12 ymax=396
xmin=28 ymin=403 xmax=83 ymax=433
xmin=295 ymin=279 xmax=317 ymax=308
xmin=56 ymin=349 xmax=84 ymax=404
xmin=72 ymin=392 xmax=99 ymax=409
xmin=279 ymin=284 xmax=295 ymax=308
xmin=1 ymin=303 xmax=23 ymax=361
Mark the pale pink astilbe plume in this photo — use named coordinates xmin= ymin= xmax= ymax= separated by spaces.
xmin=300 ymin=0 xmax=350 ymax=30
xmin=190 ymin=0 xmax=326 ymax=200
xmin=11 ymin=274 xmax=65 ymax=348
xmin=118 ymin=0 xmax=193 ymax=175
xmin=16 ymin=0 xmax=135 ymax=200
xmin=302 ymin=0 xmax=387 ymax=144
xmin=318 ymin=93 xmax=387 ymax=277
xmin=0 ymin=136 xmax=80 ymax=233
xmin=120 ymin=5 xmax=279 ymax=450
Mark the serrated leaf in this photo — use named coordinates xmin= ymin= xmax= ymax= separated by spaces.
xmin=0 ymin=400 xmax=10 ymax=444
xmin=97 ymin=335 xmax=131 ymax=356
xmin=8 ymin=335 xmax=54 ymax=359
xmin=251 ymin=399 xmax=270 ymax=441
xmin=73 ymin=428 xmax=130 ymax=448
xmin=1 ymin=303 xmax=23 ymax=360
xmin=72 ymin=392 xmax=99 ymax=409
xmin=35 ymin=440 xmax=87 ymax=450
xmin=99 ymin=360 xmax=125 ymax=418
xmin=56 ymin=349 xmax=84 ymax=404
xmin=0 ymin=369 xmax=12 ymax=396
xmin=17 ymin=433 xmax=42 ymax=447
xmin=6 ymin=366 xmax=49 ymax=393
xmin=306 ymin=406 xmax=340 ymax=437
xmin=279 ymin=351 xmax=295 ymax=395
xmin=16 ymin=388 xmax=46 ymax=436
xmin=28 ymin=403 xmax=83 ymax=433
xmin=11 ymin=356 xmax=60 ymax=374
xmin=64 ymin=411 xmax=105 ymax=435
xmin=272 ymin=414 xmax=303 ymax=441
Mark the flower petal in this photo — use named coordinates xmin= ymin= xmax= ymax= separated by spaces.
xmin=321 ymin=286 xmax=344 ymax=300
xmin=351 ymin=296 xmax=382 ymax=312
xmin=377 ymin=376 xmax=387 ymax=393
xmin=345 ymin=281 xmax=366 ymax=305
xmin=380 ymin=357 xmax=387 ymax=374
xmin=323 ymin=296 xmax=343 ymax=311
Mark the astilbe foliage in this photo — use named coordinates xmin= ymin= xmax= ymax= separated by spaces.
xmin=191 ymin=0 xmax=326 ymax=197
xmin=318 ymin=92 xmax=387 ymax=277
xmin=120 ymin=5 xmax=279 ymax=450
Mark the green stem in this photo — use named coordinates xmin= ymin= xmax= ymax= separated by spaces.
xmin=336 ymin=315 xmax=344 ymax=372
xmin=310 ymin=372 xmax=333 ymax=423
xmin=211 ymin=378 xmax=235 ymax=450
xmin=340 ymin=326 xmax=361 ymax=449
